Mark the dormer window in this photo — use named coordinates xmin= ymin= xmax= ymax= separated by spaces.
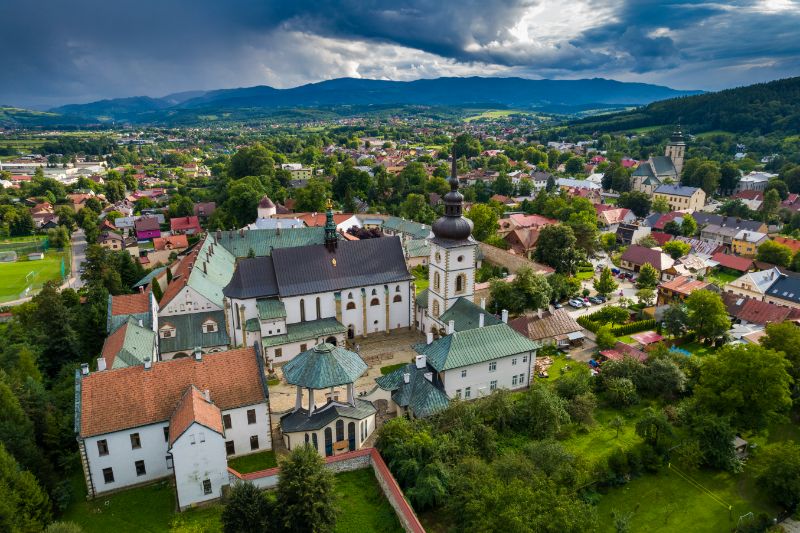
xmin=202 ymin=319 xmax=218 ymax=333
xmin=160 ymin=324 xmax=176 ymax=339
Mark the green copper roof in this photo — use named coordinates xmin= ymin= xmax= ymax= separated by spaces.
xmin=257 ymin=299 xmax=287 ymax=320
xmin=439 ymin=297 xmax=501 ymax=332
xmin=376 ymin=363 xmax=449 ymax=418
xmin=245 ymin=318 xmax=261 ymax=332
xmin=383 ymin=217 xmax=431 ymax=240
xmin=416 ymin=323 xmax=540 ymax=371
xmin=282 ymin=342 xmax=368 ymax=389
xmin=134 ymin=267 xmax=166 ymax=288
xmin=215 ymin=227 xmax=326 ymax=258
xmin=111 ymin=318 xmax=156 ymax=369
xmin=158 ymin=310 xmax=230 ymax=354
xmin=261 ymin=317 xmax=347 ymax=348
xmin=186 ymin=236 xmax=237 ymax=308
xmin=404 ymin=238 xmax=430 ymax=258
xmin=415 ymin=288 xmax=429 ymax=309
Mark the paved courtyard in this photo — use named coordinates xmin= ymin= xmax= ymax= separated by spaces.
xmin=266 ymin=328 xmax=425 ymax=413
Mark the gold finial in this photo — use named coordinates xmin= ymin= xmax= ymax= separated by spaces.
xmin=331 ymin=258 xmax=337 ymax=267
xmin=326 ymin=198 xmax=333 ymax=210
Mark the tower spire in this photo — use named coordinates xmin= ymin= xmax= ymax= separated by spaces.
xmin=431 ymin=142 xmax=472 ymax=241
xmin=324 ymin=198 xmax=337 ymax=252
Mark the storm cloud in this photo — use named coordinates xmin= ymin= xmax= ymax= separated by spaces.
xmin=1 ymin=0 xmax=799 ymax=108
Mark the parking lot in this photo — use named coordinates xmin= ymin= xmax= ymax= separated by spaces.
xmin=566 ymin=255 xmax=639 ymax=318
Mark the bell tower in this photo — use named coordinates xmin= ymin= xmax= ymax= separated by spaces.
xmin=665 ymin=124 xmax=686 ymax=177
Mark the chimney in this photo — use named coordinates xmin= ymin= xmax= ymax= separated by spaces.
xmin=202 ymin=262 xmax=207 ymax=274
xmin=479 ymin=313 xmax=485 ymax=328
xmin=97 ymin=357 xmax=107 ymax=371
xmin=216 ymin=229 xmax=222 ymax=240
xmin=194 ymin=347 xmax=202 ymax=361
xmin=239 ymin=228 xmax=244 ymax=238
xmin=415 ymin=354 xmax=427 ymax=369
xmin=426 ymin=331 xmax=434 ymax=345
xmin=203 ymin=389 xmax=211 ymax=402
xmin=80 ymin=363 xmax=89 ymax=375
xmin=447 ymin=320 xmax=455 ymax=335
xmin=502 ymin=309 xmax=509 ymax=323
xmin=276 ymin=221 xmax=282 ymax=235
xmin=480 ymin=298 xmax=486 ymax=310
xmin=424 ymin=372 xmax=433 ymax=382
xmin=537 ymin=308 xmax=543 ymax=319
xmin=403 ymin=372 xmax=411 ymax=384
xmin=138 ymin=319 xmax=143 ymax=327
xmin=144 ymin=357 xmax=152 ymax=370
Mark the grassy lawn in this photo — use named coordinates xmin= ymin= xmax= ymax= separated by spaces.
xmin=0 ymin=251 xmax=66 ymax=301
xmin=576 ymin=270 xmax=594 ymax=280
xmin=227 ymin=450 xmax=277 ymax=473
xmin=596 ymin=466 xmax=777 ymax=533
xmin=561 ymin=404 xmax=649 ymax=465
xmin=705 ymin=270 xmax=739 ymax=286
xmin=334 ymin=469 xmax=403 ymax=533
xmin=616 ymin=335 xmax=636 ymax=344
xmin=415 ymin=278 xmax=429 ymax=295
xmin=680 ymin=341 xmax=720 ymax=358
xmin=380 ymin=362 xmax=407 ymax=375
xmin=64 ymin=468 xmax=400 ymax=533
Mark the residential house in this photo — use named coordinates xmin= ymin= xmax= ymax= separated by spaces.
xmin=371 ymin=359 xmax=451 ymax=419
xmin=711 ymin=252 xmax=753 ymax=274
xmin=732 ymin=231 xmax=768 ymax=258
xmin=773 ymin=236 xmax=800 ymax=255
xmin=722 ymin=293 xmax=800 ymax=326
xmin=657 ymin=276 xmax=714 ymax=305
xmin=693 ymin=213 xmax=767 ymax=234
xmin=736 ymin=171 xmax=776 ymax=192
xmin=723 ymin=268 xmax=782 ymax=301
xmin=279 ymin=343 xmax=376 ymax=457
xmin=600 ymin=341 xmax=648 ymax=362
xmin=413 ymin=323 xmax=540 ymax=400
xmin=597 ymin=208 xmax=635 ymax=231
xmin=653 ymin=185 xmax=706 ymax=213
xmin=74 ymin=345 xmax=272 ymax=509
xmin=193 ymin=202 xmax=216 ymax=219
xmin=498 ymin=213 xmax=557 ymax=236
xmin=403 ymin=239 xmax=430 ymax=269
xmin=731 ymin=190 xmax=764 ymax=211
xmin=504 ymin=228 xmax=540 ymax=259
xmin=616 ymin=223 xmax=651 ymax=247
xmin=619 ymin=245 xmax=674 ymax=277
xmin=98 ymin=231 xmax=125 ymax=251
xmin=170 ymin=216 xmax=202 ymax=235
xmin=280 ymin=163 xmax=313 ymax=180
xmin=134 ymin=217 xmax=162 ymax=241
xmin=508 ymin=308 xmax=585 ymax=349
xmin=764 ymin=271 xmax=800 ymax=309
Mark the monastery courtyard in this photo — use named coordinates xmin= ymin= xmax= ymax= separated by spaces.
xmin=266 ymin=328 xmax=425 ymax=413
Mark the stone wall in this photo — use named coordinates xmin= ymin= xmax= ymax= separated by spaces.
xmin=228 ymin=448 xmax=425 ymax=533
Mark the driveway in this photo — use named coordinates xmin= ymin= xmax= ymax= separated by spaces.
xmin=67 ymin=229 xmax=87 ymax=290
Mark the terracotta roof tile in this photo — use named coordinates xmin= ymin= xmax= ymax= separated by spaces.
xmin=111 ymin=291 xmax=151 ymax=316
xmin=153 ymin=234 xmax=189 ymax=251
xmin=159 ymin=249 xmax=198 ymax=307
xmin=79 ymin=346 xmax=265 ymax=437
xmin=712 ymin=252 xmax=753 ymax=272
xmin=169 ymin=386 xmax=223 ymax=446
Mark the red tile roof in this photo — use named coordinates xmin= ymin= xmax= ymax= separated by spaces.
xmin=170 ymin=216 xmax=201 ymax=232
xmin=732 ymin=190 xmax=763 ymax=201
xmin=135 ymin=217 xmax=161 ymax=231
xmin=79 ymin=346 xmax=264 ymax=437
xmin=621 ymin=245 xmax=669 ymax=270
xmin=773 ymin=236 xmax=800 ymax=255
xmin=153 ymin=234 xmax=189 ymax=251
xmin=737 ymin=297 xmax=800 ymax=325
xmin=169 ymin=386 xmax=224 ymax=446
xmin=659 ymin=275 xmax=711 ymax=295
xmin=159 ymin=249 xmax=198 ymax=308
xmin=277 ymin=212 xmax=353 ymax=227
xmin=712 ymin=252 xmax=753 ymax=272
xmin=110 ymin=291 xmax=151 ymax=316
xmin=654 ymin=212 xmax=683 ymax=230
xmin=100 ymin=322 xmax=129 ymax=367
xmin=650 ymin=232 xmax=673 ymax=246
xmin=600 ymin=341 xmax=648 ymax=362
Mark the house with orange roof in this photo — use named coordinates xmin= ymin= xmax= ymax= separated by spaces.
xmin=773 ymin=236 xmax=800 ymax=255
xmin=74 ymin=345 xmax=271 ymax=508
xmin=657 ymin=276 xmax=715 ymax=305
xmin=170 ymin=215 xmax=202 ymax=235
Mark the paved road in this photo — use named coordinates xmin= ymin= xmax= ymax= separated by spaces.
xmin=67 ymin=229 xmax=87 ymax=290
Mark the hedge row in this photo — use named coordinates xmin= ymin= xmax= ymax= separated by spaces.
xmin=576 ymin=315 xmax=601 ymax=333
xmin=611 ymin=319 xmax=657 ymax=336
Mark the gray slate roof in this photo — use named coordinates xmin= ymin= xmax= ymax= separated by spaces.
xmin=416 ymin=323 xmax=539 ymax=371
xmin=158 ymin=311 xmax=230 ymax=354
xmin=765 ymin=271 xmax=800 ymax=305
xmin=282 ymin=342 xmax=367 ymax=389
xmin=655 ymin=184 xmax=701 ymax=197
xmin=271 ymin=237 xmax=412 ymax=297
xmin=280 ymin=399 xmax=376 ymax=432
xmin=223 ymin=256 xmax=279 ymax=299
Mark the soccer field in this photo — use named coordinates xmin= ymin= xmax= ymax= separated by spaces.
xmin=0 ymin=252 xmax=65 ymax=301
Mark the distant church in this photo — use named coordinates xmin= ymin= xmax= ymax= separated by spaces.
xmin=631 ymin=126 xmax=686 ymax=196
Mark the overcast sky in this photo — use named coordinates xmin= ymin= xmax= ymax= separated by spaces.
xmin=2 ymin=0 xmax=799 ymax=108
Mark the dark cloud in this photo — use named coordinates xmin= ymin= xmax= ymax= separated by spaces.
xmin=0 ymin=0 xmax=799 ymax=107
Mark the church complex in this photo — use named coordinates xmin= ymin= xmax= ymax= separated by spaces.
xmin=75 ymin=149 xmax=540 ymax=508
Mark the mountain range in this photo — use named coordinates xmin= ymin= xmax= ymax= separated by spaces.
xmin=3 ymin=76 xmax=700 ymax=126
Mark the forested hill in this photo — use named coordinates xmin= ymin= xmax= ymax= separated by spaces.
xmin=570 ymin=76 xmax=800 ymax=136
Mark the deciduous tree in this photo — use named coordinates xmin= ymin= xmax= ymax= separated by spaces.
xmin=685 ymin=290 xmax=730 ymax=343
xmin=635 ymin=263 xmax=659 ymax=289
xmin=593 ymin=267 xmax=618 ymax=297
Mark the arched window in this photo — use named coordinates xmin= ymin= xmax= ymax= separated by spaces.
xmin=456 ymin=273 xmax=466 ymax=293
xmin=234 ymin=303 xmax=240 ymax=329
xmin=312 ymin=433 xmax=319 ymax=451
xmin=348 ymin=292 xmax=353 ymax=299
xmin=370 ymin=298 xmax=380 ymax=306
xmin=304 ymin=433 xmax=309 ymax=444
xmin=434 ymin=272 xmax=440 ymax=291
xmin=395 ymin=285 xmax=401 ymax=292
xmin=299 ymin=299 xmax=305 ymax=322
xmin=316 ymin=297 xmax=321 ymax=319
xmin=432 ymin=300 xmax=440 ymax=318
xmin=435 ymin=252 xmax=441 ymax=263
xmin=324 ymin=428 xmax=333 ymax=456
xmin=371 ymin=288 xmax=377 ymax=296
xmin=348 ymin=422 xmax=356 ymax=451
xmin=346 ymin=301 xmax=356 ymax=310
xmin=336 ymin=420 xmax=344 ymax=442
xmin=393 ymin=294 xmax=402 ymax=303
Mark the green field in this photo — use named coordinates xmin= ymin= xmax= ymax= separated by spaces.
xmin=227 ymin=450 xmax=277 ymax=474
xmin=0 ymin=251 xmax=66 ymax=301
xmin=463 ymin=109 xmax=537 ymax=122
xmin=63 ymin=468 xmax=402 ymax=533
xmin=596 ymin=465 xmax=775 ymax=532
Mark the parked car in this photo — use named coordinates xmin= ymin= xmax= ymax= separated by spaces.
xmin=588 ymin=296 xmax=603 ymax=304
xmin=595 ymin=295 xmax=607 ymax=303
xmin=553 ymin=302 xmax=564 ymax=309
xmin=568 ymin=299 xmax=584 ymax=308
xmin=611 ymin=268 xmax=620 ymax=275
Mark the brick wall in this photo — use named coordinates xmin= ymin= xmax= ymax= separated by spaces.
xmin=228 ymin=448 xmax=425 ymax=533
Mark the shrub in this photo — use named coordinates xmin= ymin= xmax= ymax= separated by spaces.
xmin=605 ymin=377 xmax=639 ymax=407
xmin=610 ymin=319 xmax=656 ymax=336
